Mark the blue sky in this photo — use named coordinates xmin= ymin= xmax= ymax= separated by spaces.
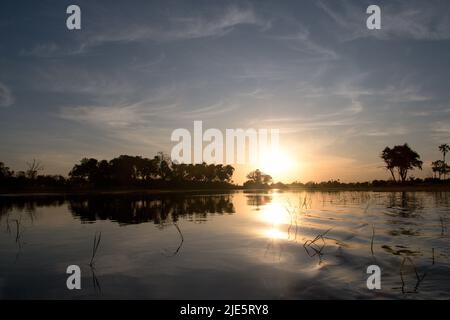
xmin=1 ymin=0 xmax=450 ymax=182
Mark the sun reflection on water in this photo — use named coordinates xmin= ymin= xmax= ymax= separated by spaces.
xmin=264 ymin=227 xmax=286 ymax=239
xmin=258 ymin=196 xmax=291 ymax=240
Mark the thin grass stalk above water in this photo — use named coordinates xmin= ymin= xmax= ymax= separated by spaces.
xmin=371 ymin=226 xmax=375 ymax=255
xmin=89 ymin=231 xmax=102 ymax=267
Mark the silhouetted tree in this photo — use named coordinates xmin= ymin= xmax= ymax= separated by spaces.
xmin=26 ymin=159 xmax=43 ymax=179
xmin=109 ymin=155 xmax=143 ymax=184
xmin=432 ymin=160 xmax=444 ymax=179
xmin=217 ymin=164 xmax=234 ymax=183
xmin=171 ymin=163 xmax=189 ymax=182
xmin=96 ymin=160 xmax=111 ymax=185
xmin=69 ymin=158 xmax=99 ymax=183
xmin=0 ymin=162 xmax=13 ymax=179
xmin=140 ymin=157 xmax=158 ymax=181
xmin=381 ymin=144 xmax=423 ymax=182
xmin=154 ymin=152 xmax=172 ymax=181
xmin=245 ymin=169 xmax=272 ymax=187
xmin=432 ymin=160 xmax=450 ymax=180
xmin=381 ymin=148 xmax=395 ymax=181
xmin=439 ymin=143 xmax=450 ymax=180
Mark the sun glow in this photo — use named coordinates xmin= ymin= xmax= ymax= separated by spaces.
xmin=258 ymin=148 xmax=298 ymax=182
xmin=259 ymin=201 xmax=289 ymax=240
xmin=260 ymin=202 xmax=289 ymax=225
xmin=264 ymin=228 xmax=286 ymax=239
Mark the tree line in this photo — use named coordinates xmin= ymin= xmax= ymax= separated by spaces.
xmin=0 ymin=152 xmax=235 ymax=191
xmin=69 ymin=153 xmax=235 ymax=186
xmin=1 ymin=143 xmax=449 ymax=192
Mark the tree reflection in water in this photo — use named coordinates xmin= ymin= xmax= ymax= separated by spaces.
xmin=0 ymin=193 xmax=235 ymax=262
xmin=1 ymin=191 xmax=449 ymax=297
xmin=68 ymin=193 xmax=235 ymax=225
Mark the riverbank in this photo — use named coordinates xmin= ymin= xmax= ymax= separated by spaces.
xmin=1 ymin=184 xmax=450 ymax=197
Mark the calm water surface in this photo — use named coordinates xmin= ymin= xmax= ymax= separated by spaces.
xmin=0 ymin=191 xmax=449 ymax=299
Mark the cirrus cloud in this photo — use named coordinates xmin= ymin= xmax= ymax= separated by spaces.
xmin=0 ymin=82 xmax=14 ymax=107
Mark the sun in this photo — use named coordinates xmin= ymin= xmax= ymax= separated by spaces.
xmin=258 ymin=148 xmax=297 ymax=181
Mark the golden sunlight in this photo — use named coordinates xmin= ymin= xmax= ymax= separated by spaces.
xmin=264 ymin=228 xmax=285 ymax=240
xmin=259 ymin=201 xmax=289 ymax=240
xmin=260 ymin=202 xmax=289 ymax=225
xmin=258 ymin=148 xmax=298 ymax=182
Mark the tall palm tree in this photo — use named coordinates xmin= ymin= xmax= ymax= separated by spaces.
xmin=439 ymin=144 xmax=450 ymax=180
xmin=432 ymin=160 xmax=445 ymax=179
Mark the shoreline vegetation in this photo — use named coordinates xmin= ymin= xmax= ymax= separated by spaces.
xmin=2 ymin=186 xmax=450 ymax=198
xmin=1 ymin=183 xmax=450 ymax=197
xmin=1 ymin=143 xmax=450 ymax=195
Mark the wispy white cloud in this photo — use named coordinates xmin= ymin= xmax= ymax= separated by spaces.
xmin=33 ymin=65 xmax=135 ymax=96
xmin=59 ymin=98 xmax=239 ymax=129
xmin=381 ymin=6 xmax=450 ymax=41
xmin=251 ymin=107 xmax=363 ymax=134
xmin=20 ymin=5 xmax=268 ymax=58
xmin=59 ymin=105 xmax=148 ymax=128
xmin=271 ymin=29 xmax=339 ymax=61
xmin=130 ymin=53 xmax=166 ymax=71
xmin=83 ymin=5 xmax=267 ymax=50
xmin=232 ymin=67 xmax=288 ymax=81
xmin=57 ymin=97 xmax=242 ymax=155
xmin=166 ymin=6 xmax=267 ymax=40
xmin=431 ymin=121 xmax=450 ymax=141
xmin=248 ymin=74 xmax=432 ymax=141
xmin=19 ymin=42 xmax=85 ymax=58
xmin=178 ymin=101 xmax=240 ymax=119
xmin=317 ymin=0 xmax=450 ymax=41
xmin=364 ymin=127 xmax=409 ymax=137
xmin=294 ymin=75 xmax=369 ymax=114
xmin=239 ymin=88 xmax=274 ymax=100
xmin=380 ymin=85 xmax=431 ymax=103
xmin=0 ymin=82 xmax=14 ymax=107
xmin=58 ymin=102 xmax=175 ymax=151
xmin=297 ymin=72 xmax=431 ymax=109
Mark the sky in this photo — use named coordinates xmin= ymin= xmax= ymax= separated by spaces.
xmin=1 ymin=0 xmax=450 ymax=183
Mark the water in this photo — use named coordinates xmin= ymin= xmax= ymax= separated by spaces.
xmin=0 ymin=191 xmax=449 ymax=299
